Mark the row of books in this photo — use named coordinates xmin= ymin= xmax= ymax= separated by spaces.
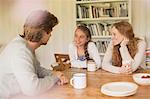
xmin=76 ymin=5 xmax=90 ymax=18
xmin=145 ymin=48 xmax=150 ymax=66
xmin=77 ymin=2 xmax=128 ymax=18
xmin=94 ymin=40 xmax=110 ymax=53
xmin=86 ymin=23 xmax=112 ymax=36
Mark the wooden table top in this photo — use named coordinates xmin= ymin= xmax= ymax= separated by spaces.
xmin=11 ymin=68 xmax=150 ymax=99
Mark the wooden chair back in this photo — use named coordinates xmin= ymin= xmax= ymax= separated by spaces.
xmin=53 ymin=53 xmax=71 ymax=71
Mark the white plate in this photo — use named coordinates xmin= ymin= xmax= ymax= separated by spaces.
xmin=101 ymin=82 xmax=138 ymax=97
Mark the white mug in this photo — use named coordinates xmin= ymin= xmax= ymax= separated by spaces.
xmin=70 ymin=73 xmax=87 ymax=89
xmin=87 ymin=61 xmax=97 ymax=72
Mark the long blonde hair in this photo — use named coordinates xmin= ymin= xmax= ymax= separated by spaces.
xmin=112 ymin=21 xmax=140 ymax=67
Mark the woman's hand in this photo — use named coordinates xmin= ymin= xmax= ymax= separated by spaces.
xmin=119 ymin=64 xmax=133 ymax=74
xmin=120 ymin=37 xmax=129 ymax=46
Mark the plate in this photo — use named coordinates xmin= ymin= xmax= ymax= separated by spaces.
xmin=101 ymin=82 xmax=138 ymax=97
xmin=133 ymin=73 xmax=150 ymax=85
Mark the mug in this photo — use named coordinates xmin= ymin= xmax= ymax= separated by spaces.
xmin=87 ymin=61 xmax=97 ymax=72
xmin=70 ymin=73 xmax=87 ymax=89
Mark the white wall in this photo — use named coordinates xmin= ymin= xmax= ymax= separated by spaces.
xmin=132 ymin=0 xmax=150 ymax=47
xmin=0 ymin=0 xmax=149 ymax=68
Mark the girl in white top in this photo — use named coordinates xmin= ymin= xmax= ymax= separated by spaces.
xmin=102 ymin=21 xmax=146 ymax=74
xmin=69 ymin=25 xmax=101 ymax=69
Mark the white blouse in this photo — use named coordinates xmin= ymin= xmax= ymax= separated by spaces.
xmin=102 ymin=39 xmax=146 ymax=73
xmin=69 ymin=42 xmax=101 ymax=69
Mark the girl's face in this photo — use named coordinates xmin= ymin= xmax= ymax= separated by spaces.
xmin=74 ymin=29 xmax=89 ymax=47
xmin=111 ymin=27 xmax=124 ymax=45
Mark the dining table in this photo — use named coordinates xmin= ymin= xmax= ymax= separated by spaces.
xmin=11 ymin=68 xmax=150 ymax=99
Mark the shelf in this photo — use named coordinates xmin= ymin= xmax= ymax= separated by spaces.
xmin=92 ymin=36 xmax=111 ymax=39
xmin=76 ymin=0 xmax=128 ymax=4
xmin=76 ymin=17 xmax=130 ymax=22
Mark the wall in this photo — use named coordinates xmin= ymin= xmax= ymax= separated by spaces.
xmin=0 ymin=0 xmax=149 ymax=68
xmin=132 ymin=0 xmax=150 ymax=47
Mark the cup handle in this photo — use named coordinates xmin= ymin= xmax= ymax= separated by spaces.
xmin=70 ymin=78 xmax=74 ymax=86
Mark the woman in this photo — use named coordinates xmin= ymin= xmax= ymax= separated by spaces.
xmin=102 ymin=21 xmax=146 ymax=74
xmin=69 ymin=25 xmax=101 ymax=69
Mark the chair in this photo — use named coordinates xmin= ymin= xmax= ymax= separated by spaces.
xmin=52 ymin=53 xmax=71 ymax=71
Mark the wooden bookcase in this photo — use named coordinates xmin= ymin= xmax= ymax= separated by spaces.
xmin=75 ymin=0 xmax=131 ymax=57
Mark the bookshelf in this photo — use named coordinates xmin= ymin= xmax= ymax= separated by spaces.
xmin=75 ymin=0 xmax=131 ymax=57
xmin=146 ymin=48 xmax=150 ymax=68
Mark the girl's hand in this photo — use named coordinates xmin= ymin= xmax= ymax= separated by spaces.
xmin=120 ymin=37 xmax=129 ymax=46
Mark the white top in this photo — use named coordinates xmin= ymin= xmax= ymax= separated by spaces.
xmin=102 ymin=39 xmax=146 ymax=73
xmin=0 ymin=35 xmax=59 ymax=98
xmin=69 ymin=42 xmax=101 ymax=69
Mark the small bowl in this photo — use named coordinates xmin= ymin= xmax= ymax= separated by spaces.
xmin=133 ymin=73 xmax=150 ymax=85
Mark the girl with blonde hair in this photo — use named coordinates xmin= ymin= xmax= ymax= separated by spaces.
xmin=69 ymin=25 xmax=101 ymax=69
